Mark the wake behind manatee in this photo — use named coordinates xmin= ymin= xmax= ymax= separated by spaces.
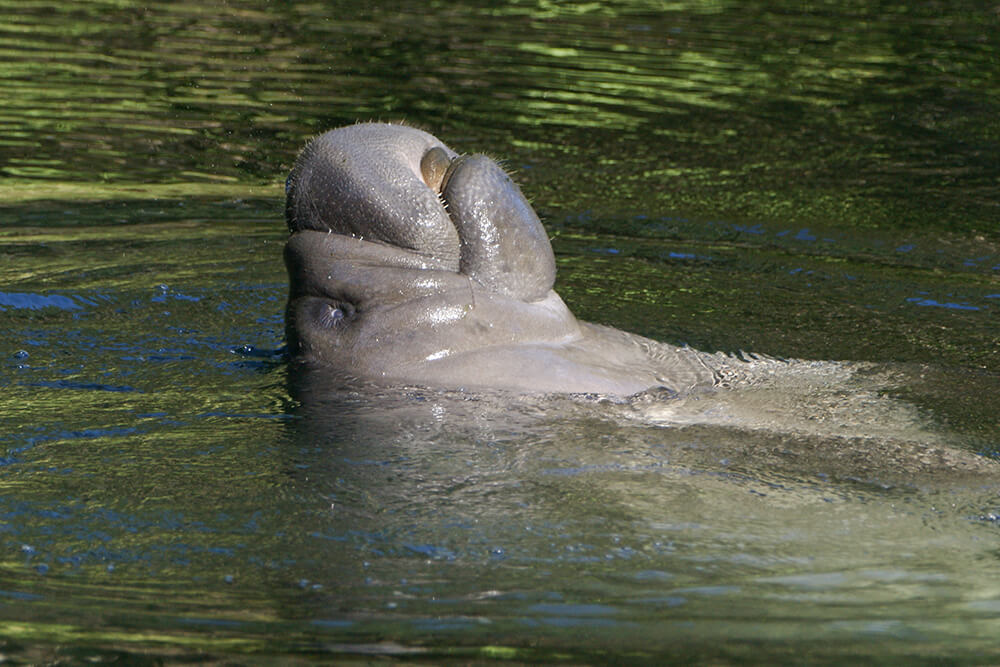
xmin=632 ymin=348 xmax=924 ymax=439
xmin=617 ymin=345 xmax=994 ymax=484
xmin=288 ymin=339 xmax=996 ymax=488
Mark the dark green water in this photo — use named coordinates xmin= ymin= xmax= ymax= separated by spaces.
xmin=0 ymin=1 xmax=998 ymax=663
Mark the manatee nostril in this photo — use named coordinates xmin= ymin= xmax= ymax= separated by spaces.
xmin=438 ymin=154 xmax=470 ymax=197
xmin=420 ymin=147 xmax=454 ymax=193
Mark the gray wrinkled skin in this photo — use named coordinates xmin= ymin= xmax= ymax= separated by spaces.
xmin=286 ymin=123 xmax=461 ymax=269
xmin=284 ymin=122 xmax=726 ymax=396
xmin=442 ymin=154 xmax=556 ymax=301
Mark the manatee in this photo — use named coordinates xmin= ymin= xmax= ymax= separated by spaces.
xmin=283 ymin=122 xmax=723 ymax=395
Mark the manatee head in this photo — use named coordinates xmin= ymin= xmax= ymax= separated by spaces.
xmin=285 ymin=122 xmax=555 ymax=302
xmin=282 ymin=124 xmax=715 ymax=395
xmin=283 ymin=123 xmax=587 ymax=390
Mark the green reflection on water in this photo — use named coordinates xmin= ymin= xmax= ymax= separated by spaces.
xmin=0 ymin=0 xmax=995 ymax=235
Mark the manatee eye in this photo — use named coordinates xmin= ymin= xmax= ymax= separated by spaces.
xmin=316 ymin=301 xmax=355 ymax=329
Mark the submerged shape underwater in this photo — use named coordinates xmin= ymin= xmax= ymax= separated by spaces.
xmin=0 ymin=0 xmax=998 ymax=663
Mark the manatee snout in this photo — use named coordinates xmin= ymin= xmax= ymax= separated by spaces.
xmin=439 ymin=154 xmax=556 ymax=303
xmin=285 ymin=123 xmax=462 ymax=271
xmin=285 ymin=123 xmax=556 ymax=304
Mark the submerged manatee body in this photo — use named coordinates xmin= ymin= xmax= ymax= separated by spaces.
xmin=284 ymin=122 xmax=746 ymax=396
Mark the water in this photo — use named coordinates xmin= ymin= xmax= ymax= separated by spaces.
xmin=1 ymin=0 xmax=998 ymax=662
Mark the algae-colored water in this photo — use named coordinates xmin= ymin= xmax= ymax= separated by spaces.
xmin=0 ymin=1 xmax=998 ymax=663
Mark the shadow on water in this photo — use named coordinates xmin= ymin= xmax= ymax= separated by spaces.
xmin=0 ymin=0 xmax=998 ymax=662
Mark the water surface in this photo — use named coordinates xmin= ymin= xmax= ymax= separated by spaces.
xmin=0 ymin=1 xmax=998 ymax=663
